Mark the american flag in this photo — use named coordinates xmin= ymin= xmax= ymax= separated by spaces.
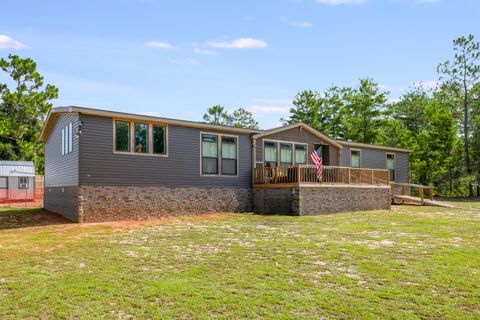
xmin=310 ymin=151 xmax=323 ymax=182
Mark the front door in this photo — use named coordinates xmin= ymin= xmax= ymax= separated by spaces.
xmin=314 ymin=144 xmax=329 ymax=166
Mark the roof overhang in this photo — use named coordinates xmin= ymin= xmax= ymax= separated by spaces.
xmin=335 ymin=140 xmax=412 ymax=153
xmin=39 ymin=106 xmax=262 ymax=142
xmin=251 ymin=123 xmax=344 ymax=149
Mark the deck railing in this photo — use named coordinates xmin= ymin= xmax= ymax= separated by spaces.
xmin=391 ymin=182 xmax=434 ymax=204
xmin=253 ymin=165 xmax=389 ymax=186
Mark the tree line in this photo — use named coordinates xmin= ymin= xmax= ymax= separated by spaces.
xmin=203 ymin=35 xmax=480 ymax=197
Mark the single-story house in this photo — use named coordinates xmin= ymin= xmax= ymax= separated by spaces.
xmin=39 ymin=106 xmax=411 ymax=222
xmin=0 ymin=161 xmax=36 ymax=203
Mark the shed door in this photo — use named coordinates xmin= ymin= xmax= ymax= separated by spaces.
xmin=0 ymin=177 xmax=7 ymax=199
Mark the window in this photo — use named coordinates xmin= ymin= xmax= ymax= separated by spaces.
xmin=202 ymin=135 xmax=218 ymax=174
xmin=295 ymin=144 xmax=307 ymax=164
xmin=61 ymin=122 xmax=73 ymax=155
xmin=0 ymin=177 xmax=7 ymax=189
xmin=201 ymin=134 xmax=238 ymax=176
xmin=351 ymin=150 xmax=361 ymax=168
xmin=115 ymin=121 xmax=130 ymax=152
xmin=134 ymin=123 xmax=149 ymax=153
xmin=221 ymin=137 xmax=237 ymax=175
xmin=264 ymin=141 xmax=277 ymax=167
xmin=153 ymin=125 xmax=166 ymax=154
xmin=19 ymin=177 xmax=28 ymax=189
xmin=387 ymin=153 xmax=396 ymax=181
xmin=114 ymin=120 xmax=168 ymax=156
xmin=280 ymin=143 xmax=293 ymax=166
xmin=69 ymin=123 xmax=73 ymax=153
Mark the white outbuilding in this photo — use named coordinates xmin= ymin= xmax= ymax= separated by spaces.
xmin=0 ymin=161 xmax=36 ymax=202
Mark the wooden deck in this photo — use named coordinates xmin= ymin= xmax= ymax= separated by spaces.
xmin=253 ymin=165 xmax=390 ymax=188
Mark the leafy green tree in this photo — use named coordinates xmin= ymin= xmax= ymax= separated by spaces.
xmin=202 ymin=105 xmax=228 ymax=125
xmin=471 ymin=82 xmax=480 ymax=195
xmin=0 ymin=54 xmax=58 ymax=174
xmin=282 ymin=87 xmax=345 ymax=139
xmin=282 ymin=90 xmax=321 ymax=129
xmin=342 ymin=78 xmax=388 ymax=144
xmin=437 ymin=34 xmax=480 ymax=197
xmin=318 ymin=86 xmax=345 ymax=139
xmin=390 ymin=85 xmax=430 ymax=135
xmin=376 ymin=118 xmax=413 ymax=151
xmin=379 ymin=85 xmax=459 ymax=191
xmin=231 ymin=108 xmax=259 ymax=129
xmin=203 ymin=105 xmax=259 ymax=129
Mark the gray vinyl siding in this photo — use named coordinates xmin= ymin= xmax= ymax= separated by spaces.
xmin=340 ymin=146 xmax=409 ymax=183
xmin=255 ymin=127 xmax=340 ymax=166
xmin=78 ymin=114 xmax=252 ymax=188
xmin=395 ymin=152 xmax=410 ymax=184
xmin=44 ymin=113 xmax=79 ymax=187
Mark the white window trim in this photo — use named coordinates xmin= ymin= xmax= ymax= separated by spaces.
xmin=61 ymin=122 xmax=73 ymax=156
xmin=61 ymin=127 xmax=65 ymax=155
xmin=263 ymin=139 xmax=308 ymax=166
xmin=294 ymin=143 xmax=308 ymax=165
xmin=350 ymin=148 xmax=362 ymax=168
xmin=18 ymin=177 xmax=29 ymax=189
xmin=386 ymin=152 xmax=396 ymax=182
xmin=200 ymin=131 xmax=239 ymax=178
xmin=112 ymin=119 xmax=169 ymax=157
xmin=279 ymin=142 xmax=294 ymax=166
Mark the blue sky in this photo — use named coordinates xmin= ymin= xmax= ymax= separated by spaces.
xmin=0 ymin=0 xmax=479 ymax=128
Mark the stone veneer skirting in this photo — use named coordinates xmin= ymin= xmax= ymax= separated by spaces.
xmin=46 ymin=185 xmax=253 ymax=223
xmin=254 ymin=184 xmax=391 ymax=215
xmin=45 ymin=184 xmax=390 ymax=223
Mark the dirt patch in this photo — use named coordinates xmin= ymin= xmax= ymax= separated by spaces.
xmin=0 ymin=209 xmax=71 ymax=230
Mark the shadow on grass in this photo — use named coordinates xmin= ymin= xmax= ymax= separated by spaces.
xmin=0 ymin=208 xmax=72 ymax=230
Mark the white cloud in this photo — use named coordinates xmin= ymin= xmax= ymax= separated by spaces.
xmin=193 ymin=47 xmax=220 ymax=55
xmin=248 ymin=105 xmax=290 ymax=114
xmin=314 ymin=0 xmax=365 ymax=5
xmin=0 ymin=35 xmax=29 ymax=49
xmin=281 ymin=17 xmax=313 ymax=28
xmin=145 ymin=41 xmax=175 ymax=49
xmin=209 ymin=38 xmax=267 ymax=49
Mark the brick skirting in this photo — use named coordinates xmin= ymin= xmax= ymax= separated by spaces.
xmin=254 ymin=184 xmax=391 ymax=215
xmin=45 ymin=184 xmax=390 ymax=222
xmin=78 ymin=186 xmax=253 ymax=223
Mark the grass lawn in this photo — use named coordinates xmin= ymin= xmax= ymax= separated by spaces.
xmin=0 ymin=202 xmax=479 ymax=319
